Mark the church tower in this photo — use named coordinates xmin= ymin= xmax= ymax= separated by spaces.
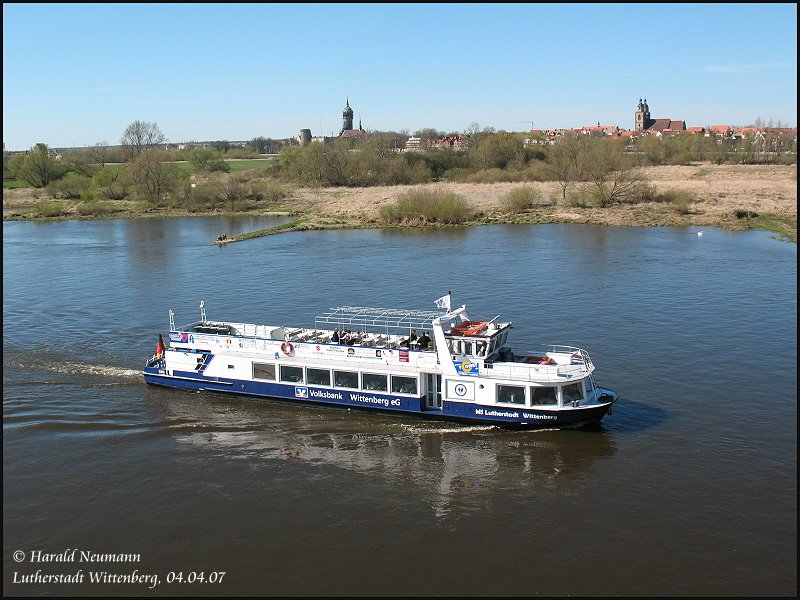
xmin=635 ymin=98 xmax=651 ymax=132
xmin=340 ymin=97 xmax=354 ymax=135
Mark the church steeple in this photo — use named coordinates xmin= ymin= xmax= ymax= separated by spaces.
xmin=635 ymin=97 xmax=651 ymax=132
xmin=341 ymin=97 xmax=354 ymax=134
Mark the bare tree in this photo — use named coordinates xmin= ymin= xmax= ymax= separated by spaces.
xmin=86 ymin=142 xmax=110 ymax=167
xmin=62 ymin=151 xmax=97 ymax=177
xmin=581 ymin=139 xmax=642 ymax=206
xmin=250 ymin=136 xmax=268 ymax=154
xmin=545 ymin=135 xmax=583 ymax=200
xmin=127 ymin=149 xmax=177 ymax=204
xmin=121 ymin=121 xmax=167 ymax=160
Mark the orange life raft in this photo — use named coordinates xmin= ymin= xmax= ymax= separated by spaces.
xmin=451 ymin=320 xmax=489 ymax=336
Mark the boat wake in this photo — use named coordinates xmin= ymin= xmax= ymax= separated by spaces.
xmin=399 ymin=423 xmax=499 ymax=435
xmin=4 ymin=346 xmax=142 ymax=384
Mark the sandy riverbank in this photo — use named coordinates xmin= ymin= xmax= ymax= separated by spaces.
xmin=4 ymin=163 xmax=797 ymax=241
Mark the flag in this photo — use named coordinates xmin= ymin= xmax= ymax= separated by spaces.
xmin=156 ymin=334 xmax=167 ymax=358
xmin=434 ymin=294 xmax=451 ymax=311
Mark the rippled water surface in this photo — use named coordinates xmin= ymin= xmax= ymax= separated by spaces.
xmin=3 ymin=218 xmax=797 ymax=596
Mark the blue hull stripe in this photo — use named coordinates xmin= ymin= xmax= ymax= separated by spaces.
xmin=144 ymin=368 xmax=613 ymax=429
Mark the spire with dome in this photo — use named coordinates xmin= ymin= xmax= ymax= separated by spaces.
xmin=340 ymin=97 xmax=354 ymax=134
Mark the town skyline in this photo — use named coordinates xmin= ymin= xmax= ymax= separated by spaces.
xmin=3 ymin=3 xmax=796 ymax=151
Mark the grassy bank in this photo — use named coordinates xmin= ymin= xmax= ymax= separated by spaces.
xmin=5 ymin=163 xmax=796 ymax=243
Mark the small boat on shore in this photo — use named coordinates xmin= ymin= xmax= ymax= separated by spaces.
xmin=143 ymin=295 xmax=618 ymax=429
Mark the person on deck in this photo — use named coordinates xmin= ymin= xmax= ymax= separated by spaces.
xmin=416 ymin=331 xmax=431 ymax=350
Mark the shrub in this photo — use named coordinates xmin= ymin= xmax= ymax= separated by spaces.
xmin=244 ymin=181 xmax=289 ymax=202
xmin=75 ymin=200 xmax=120 ymax=216
xmin=188 ymin=147 xmax=230 ymax=173
xmin=613 ymin=181 xmax=658 ymax=204
xmin=564 ymin=191 xmax=592 ymax=208
xmin=441 ymin=168 xmax=471 ymax=182
xmin=503 ymin=187 xmax=542 ymax=213
xmin=34 ymin=201 xmax=69 ymax=217
xmin=670 ymin=194 xmax=693 ymax=214
xmin=517 ymin=160 xmax=553 ymax=182
xmin=46 ymin=173 xmax=91 ymax=199
xmin=379 ymin=188 xmax=473 ymax=225
xmin=92 ymin=166 xmax=130 ymax=200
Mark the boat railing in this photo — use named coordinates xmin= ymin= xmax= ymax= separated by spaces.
xmin=486 ymin=345 xmax=593 ymax=382
xmin=314 ymin=306 xmax=446 ymax=337
xmin=145 ymin=353 xmax=163 ymax=368
xmin=517 ymin=344 xmax=593 ymax=367
xmin=488 ymin=363 xmax=590 ymax=383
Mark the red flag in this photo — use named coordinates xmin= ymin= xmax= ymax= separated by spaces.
xmin=156 ymin=334 xmax=166 ymax=358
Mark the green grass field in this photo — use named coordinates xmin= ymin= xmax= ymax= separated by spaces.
xmin=4 ymin=158 xmax=275 ymax=189
xmin=3 ymin=179 xmax=30 ymax=189
xmin=225 ymin=159 xmax=274 ymax=172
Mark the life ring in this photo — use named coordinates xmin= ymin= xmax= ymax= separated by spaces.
xmin=281 ymin=341 xmax=295 ymax=356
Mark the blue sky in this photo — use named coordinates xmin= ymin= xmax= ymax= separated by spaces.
xmin=3 ymin=3 xmax=797 ymax=150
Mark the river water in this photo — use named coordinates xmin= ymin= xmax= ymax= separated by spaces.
xmin=3 ymin=217 xmax=797 ymax=596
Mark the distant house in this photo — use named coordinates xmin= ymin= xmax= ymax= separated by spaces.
xmin=404 ymin=136 xmax=422 ymax=151
xmin=647 ymin=119 xmax=687 ymax=133
xmin=579 ymin=125 xmax=620 ymax=137
xmin=708 ymin=125 xmax=731 ymax=138
xmin=428 ymin=134 xmax=466 ymax=150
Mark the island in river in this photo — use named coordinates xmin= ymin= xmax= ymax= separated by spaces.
xmin=3 ymin=163 xmax=796 ymax=243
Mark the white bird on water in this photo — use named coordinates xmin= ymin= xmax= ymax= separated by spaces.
xmin=697 ymin=231 xmax=704 ymax=237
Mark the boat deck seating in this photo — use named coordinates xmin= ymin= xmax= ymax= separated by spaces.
xmin=185 ymin=324 xmax=437 ymax=352
xmin=193 ymin=324 xmax=237 ymax=335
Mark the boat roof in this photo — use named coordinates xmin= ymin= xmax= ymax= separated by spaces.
xmin=314 ymin=306 xmax=446 ymax=333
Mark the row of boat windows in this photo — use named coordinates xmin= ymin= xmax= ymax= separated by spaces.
xmin=253 ymin=362 xmax=418 ymax=395
xmin=495 ymin=381 xmax=588 ymax=407
xmin=252 ymin=361 xmax=591 ymax=407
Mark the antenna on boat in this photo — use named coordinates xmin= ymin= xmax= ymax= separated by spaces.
xmin=169 ymin=309 xmax=175 ymax=331
xmin=200 ymin=301 xmax=206 ymax=324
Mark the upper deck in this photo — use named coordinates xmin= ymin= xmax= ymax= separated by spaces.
xmin=163 ymin=302 xmax=595 ymax=382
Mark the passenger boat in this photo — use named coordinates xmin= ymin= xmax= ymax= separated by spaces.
xmin=143 ymin=295 xmax=618 ymax=429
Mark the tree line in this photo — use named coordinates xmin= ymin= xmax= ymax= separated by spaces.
xmin=3 ymin=119 xmax=796 ymax=211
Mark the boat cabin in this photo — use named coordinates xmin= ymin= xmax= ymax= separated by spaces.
xmin=442 ymin=319 xmax=511 ymax=361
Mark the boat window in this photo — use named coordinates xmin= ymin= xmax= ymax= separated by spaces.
xmin=334 ymin=370 xmax=359 ymax=389
xmin=530 ymin=386 xmax=558 ymax=406
xmin=497 ymin=384 xmax=526 ymax=405
xmin=391 ymin=375 xmax=418 ymax=395
xmin=463 ymin=341 xmax=473 ymax=356
xmin=362 ymin=372 xmax=388 ymax=392
xmin=253 ymin=362 xmax=276 ymax=381
xmin=306 ymin=368 xmax=331 ymax=386
xmin=475 ymin=341 xmax=487 ymax=357
xmin=562 ymin=382 xmax=584 ymax=406
xmin=584 ymin=377 xmax=595 ymax=396
xmin=279 ymin=365 xmax=304 ymax=383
